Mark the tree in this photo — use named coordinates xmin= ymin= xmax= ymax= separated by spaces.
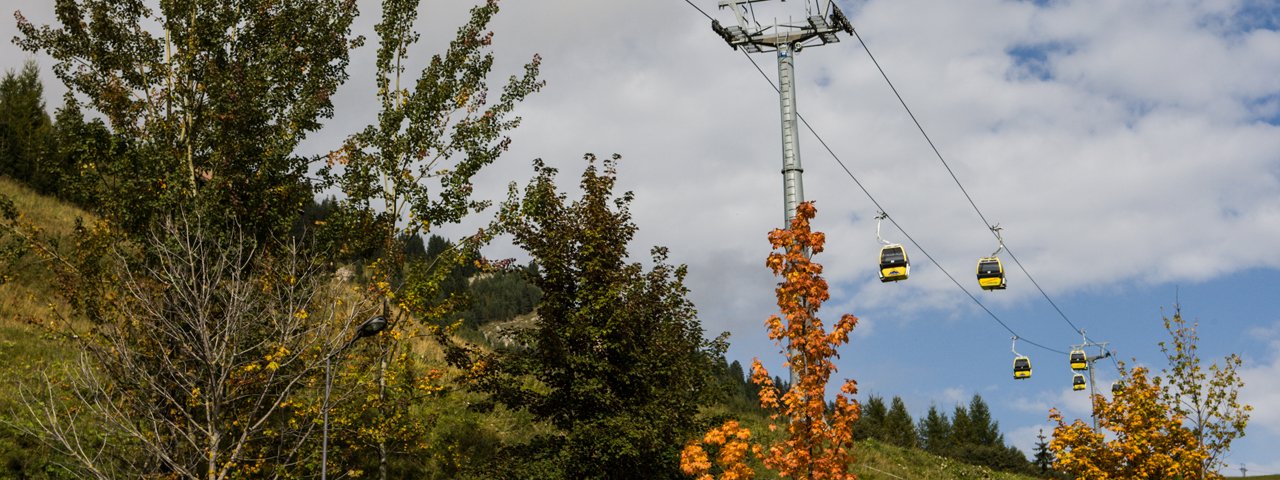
xmin=1048 ymin=305 xmax=1252 ymax=480
xmin=16 ymin=0 xmax=362 ymax=240
xmin=16 ymin=214 xmax=381 ymax=479
xmin=917 ymin=405 xmax=952 ymax=455
xmin=1033 ymin=428 xmax=1054 ymax=475
xmin=458 ymin=154 xmax=722 ymax=479
xmin=922 ymin=394 xmax=1031 ymax=473
xmin=12 ymin=1 xmax=542 ymax=477
xmin=49 ymin=97 xmax=115 ymax=207
xmin=0 ymin=60 xmax=56 ymax=192
xmin=854 ymin=395 xmax=886 ymax=441
xmin=882 ymin=396 xmax=918 ymax=448
xmin=320 ymin=0 xmax=542 ymax=254
xmin=1049 ymin=366 xmax=1207 ymax=479
xmin=1158 ymin=306 xmax=1252 ymax=478
xmin=316 ymin=0 xmax=542 ymax=473
xmin=682 ymin=201 xmax=861 ymax=480
xmin=964 ymin=394 xmax=1002 ymax=447
xmin=950 ymin=402 xmax=973 ymax=448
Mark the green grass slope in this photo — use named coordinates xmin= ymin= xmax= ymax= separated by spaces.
xmin=0 ymin=177 xmax=87 ymax=477
xmin=854 ymin=439 xmax=1044 ymax=480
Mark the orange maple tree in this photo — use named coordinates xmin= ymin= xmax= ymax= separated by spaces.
xmin=682 ymin=202 xmax=860 ymax=479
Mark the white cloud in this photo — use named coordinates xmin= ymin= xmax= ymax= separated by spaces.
xmin=1007 ymin=423 xmax=1054 ymax=457
xmin=1240 ymin=323 xmax=1280 ymax=436
xmin=942 ymin=386 xmax=968 ymax=405
xmin=7 ymin=0 xmax=1278 ymax=322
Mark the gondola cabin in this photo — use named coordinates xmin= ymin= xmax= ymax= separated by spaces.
xmin=1069 ymin=349 xmax=1087 ymax=370
xmin=976 ymin=257 xmax=1006 ymax=290
xmin=878 ymin=244 xmax=910 ymax=282
xmin=1013 ymin=356 xmax=1032 ymax=379
xmin=1111 ymin=382 xmax=1123 ymax=393
xmin=1072 ymin=374 xmax=1087 ymax=391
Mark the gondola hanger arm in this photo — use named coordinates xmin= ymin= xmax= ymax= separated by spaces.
xmin=989 ymin=224 xmax=1005 ymax=257
xmin=875 ymin=211 xmax=891 ymax=246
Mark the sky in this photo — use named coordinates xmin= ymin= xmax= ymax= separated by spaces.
xmin=4 ymin=0 xmax=1280 ymax=474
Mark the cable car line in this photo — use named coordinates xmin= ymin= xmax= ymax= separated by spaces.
xmin=680 ymin=0 xmax=1078 ymax=360
xmin=682 ymin=0 xmax=713 ymax=20
xmin=733 ymin=48 xmax=1067 ymax=356
xmin=846 ymin=24 xmax=1117 ymax=351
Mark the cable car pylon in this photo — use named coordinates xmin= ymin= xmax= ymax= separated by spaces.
xmin=1070 ymin=330 xmax=1113 ymax=429
xmin=707 ymin=0 xmax=853 ymax=384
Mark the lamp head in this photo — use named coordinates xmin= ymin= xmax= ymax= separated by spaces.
xmin=357 ymin=316 xmax=387 ymax=338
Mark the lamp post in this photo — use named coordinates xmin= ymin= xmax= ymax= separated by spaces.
xmin=321 ymin=315 xmax=387 ymax=480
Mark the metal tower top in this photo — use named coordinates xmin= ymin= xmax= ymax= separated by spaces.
xmin=712 ymin=0 xmax=853 ymax=53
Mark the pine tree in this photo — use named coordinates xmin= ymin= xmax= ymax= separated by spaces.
xmin=883 ymin=396 xmax=918 ymax=448
xmin=918 ymin=405 xmax=952 ymax=454
xmin=856 ymin=395 xmax=888 ymax=441
xmin=0 ymin=60 xmax=55 ymax=191
xmin=950 ymin=403 xmax=973 ymax=448
xmin=966 ymin=394 xmax=1002 ymax=446
xmin=1033 ymin=428 xmax=1054 ymax=474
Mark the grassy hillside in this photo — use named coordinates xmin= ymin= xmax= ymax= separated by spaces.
xmin=0 ymin=177 xmax=87 ymax=327
xmin=0 ymin=178 xmax=88 ymax=477
xmin=854 ymin=440 xmax=1044 ymax=480
xmin=0 ymin=179 xmax=1053 ymax=478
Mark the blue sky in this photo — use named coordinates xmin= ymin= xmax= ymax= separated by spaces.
xmin=5 ymin=0 xmax=1279 ymax=474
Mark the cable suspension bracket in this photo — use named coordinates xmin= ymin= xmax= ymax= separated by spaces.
xmin=989 ymin=224 xmax=1005 ymax=257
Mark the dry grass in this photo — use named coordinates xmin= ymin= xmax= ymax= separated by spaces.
xmin=0 ymin=177 xmax=89 ymax=329
xmin=0 ymin=177 xmax=91 ymax=237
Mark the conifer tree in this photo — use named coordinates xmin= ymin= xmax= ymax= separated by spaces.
xmin=883 ymin=396 xmax=918 ymax=448
xmin=1033 ymin=428 xmax=1054 ymax=474
xmin=855 ymin=395 xmax=887 ymax=441
xmin=0 ymin=60 xmax=55 ymax=191
xmin=950 ymin=403 xmax=973 ymax=448
xmin=461 ymin=154 xmax=722 ymax=479
xmin=966 ymin=395 xmax=1002 ymax=447
xmin=918 ymin=405 xmax=952 ymax=455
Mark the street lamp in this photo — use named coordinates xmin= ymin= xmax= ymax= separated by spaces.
xmin=322 ymin=315 xmax=387 ymax=480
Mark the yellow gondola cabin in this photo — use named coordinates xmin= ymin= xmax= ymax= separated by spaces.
xmin=1069 ymin=349 xmax=1087 ymax=370
xmin=1072 ymin=373 xmax=1087 ymax=391
xmin=1013 ymin=356 xmax=1032 ymax=379
xmin=879 ymin=244 xmax=910 ymax=282
xmin=976 ymin=257 xmax=1006 ymax=290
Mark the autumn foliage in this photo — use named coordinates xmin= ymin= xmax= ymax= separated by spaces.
xmin=1048 ymin=307 xmax=1251 ymax=480
xmin=682 ymin=202 xmax=860 ymax=479
xmin=1049 ymin=366 xmax=1208 ymax=479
